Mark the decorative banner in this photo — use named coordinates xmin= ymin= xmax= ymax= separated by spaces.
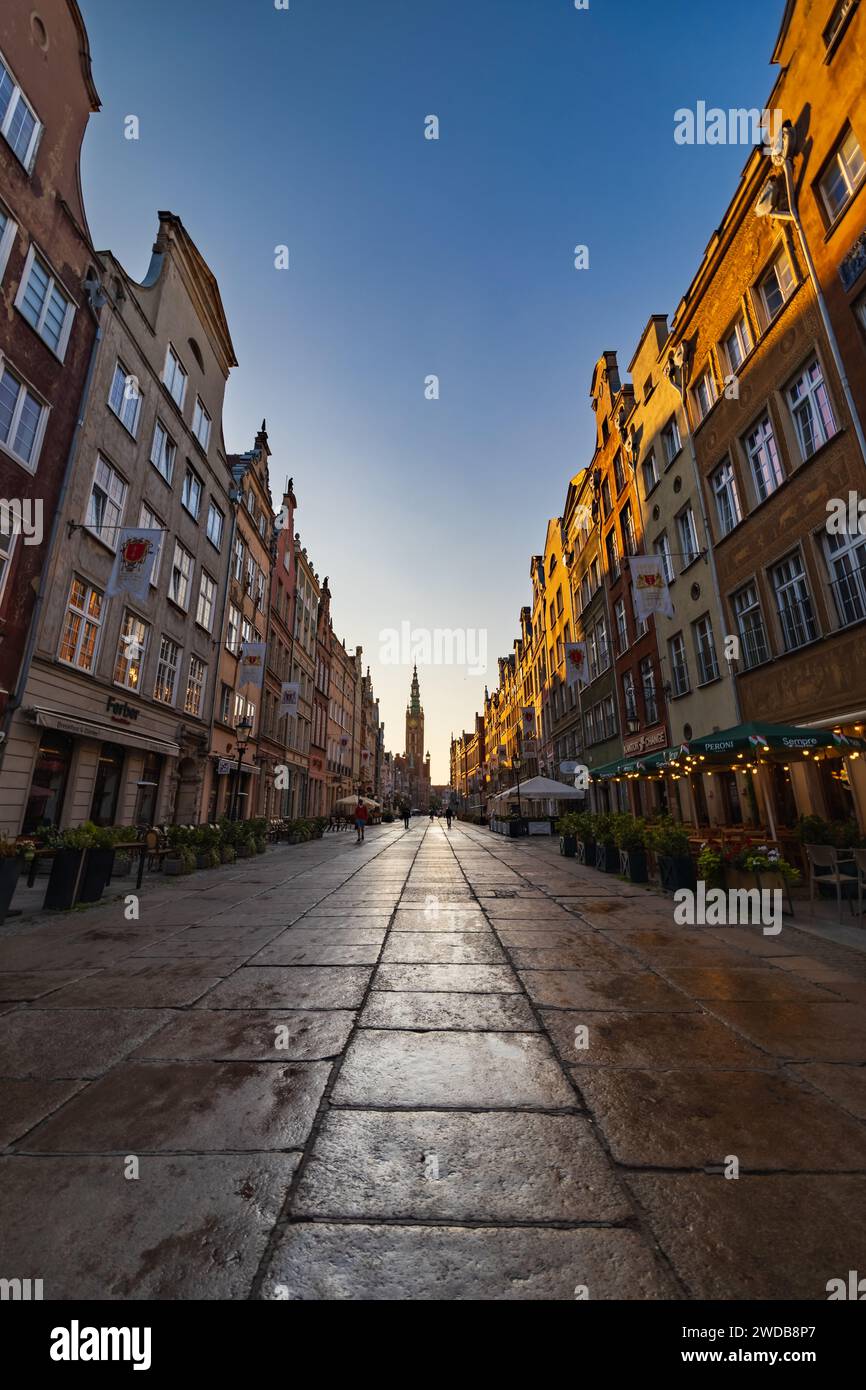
xmin=521 ymin=706 xmax=536 ymax=736
xmin=340 ymin=734 xmax=350 ymax=750
xmin=630 ymin=555 xmax=674 ymax=624
xmin=106 ymin=528 xmax=161 ymax=602
xmin=278 ymin=680 xmax=300 ymax=717
xmin=564 ymin=642 xmax=589 ymax=686
xmin=239 ymin=641 xmax=267 ymax=688
xmin=361 ymin=749 xmax=371 ymax=764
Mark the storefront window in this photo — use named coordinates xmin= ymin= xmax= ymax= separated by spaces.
xmin=23 ymin=731 xmax=73 ymax=834
xmin=90 ymin=742 xmax=125 ymax=826
xmin=134 ymin=752 xmax=163 ymax=828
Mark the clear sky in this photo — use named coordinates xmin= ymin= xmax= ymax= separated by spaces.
xmin=78 ymin=0 xmax=784 ymax=781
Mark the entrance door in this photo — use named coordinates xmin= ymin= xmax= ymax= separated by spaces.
xmin=90 ymin=742 xmax=125 ymax=826
xmin=23 ymin=731 xmax=73 ymax=833
xmin=134 ymin=752 xmax=163 ymax=828
xmin=717 ymin=771 xmax=742 ymax=826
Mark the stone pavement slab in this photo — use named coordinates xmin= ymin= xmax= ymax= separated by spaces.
xmin=130 ymin=1009 xmax=356 ymax=1061
xmin=359 ymin=990 xmax=538 ymax=1031
xmin=199 ymin=965 xmax=372 ymax=1009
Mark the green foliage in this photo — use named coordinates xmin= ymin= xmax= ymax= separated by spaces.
xmin=646 ymin=823 xmax=691 ymax=858
xmin=61 ymin=824 xmax=99 ymax=850
xmin=796 ymin=815 xmax=861 ymax=848
xmin=556 ymin=812 xmax=581 ymax=836
xmin=592 ymin=812 xmax=617 ymax=846
xmin=697 ymin=845 xmax=725 ymax=889
xmin=613 ymin=815 xmax=646 ymax=852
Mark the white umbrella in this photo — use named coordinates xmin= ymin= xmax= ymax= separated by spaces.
xmin=492 ymin=776 xmax=585 ymax=806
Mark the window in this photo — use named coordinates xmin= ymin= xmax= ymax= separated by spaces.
xmin=58 ymin=578 xmax=103 ymax=672
xmin=256 ymin=568 xmax=266 ymax=611
xmin=196 ymin=571 xmax=216 ymax=631
xmin=825 ymin=528 xmax=866 ymax=627
xmin=614 ymin=597 xmax=628 ymax=654
xmin=724 ymin=312 xmax=752 ymax=373
xmin=602 ymin=694 xmax=617 ymax=738
xmin=662 ymin=416 xmax=681 ymax=465
xmin=0 ymin=361 xmax=47 ymax=470
xmin=601 ymin=479 xmax=612 ymax=518
xmin=758 ymin=250 xmax=795 ymax=323
xmin=732 ymin=583 xmax=770 ymax=669
xmin=856 ymin=292 xmax=866 ymax=339
xmin=241 ymin=617 xmax=254 ymax=647
xmin=163 ymin=345 xmax=188 ymax=409
xmin=590 ymin=557 xmax=600 ymax=591
xmin=623 ymin=670 xmax=638 ymax=722
xmin=114 ymin=611 xmax=149 ymax=692
xmin=655 ymin=531 xmax=674 ymax=584
xmin=613 ymin=451 xmax=626 ymax=493
xmin=818 ymin=127 xmax=865 ymax=223
xmin=226 ymin=604 xmax=241 ymax=653
xmin=0 ymin=203 xmax=16 ymax=281
xmin=150 ymin=420 xmax=176 ymax=483
xmin=181 ymin=465 xmax=203 ymax=519
xmin=771 ymin=552 xmax=818 ymax=652
xmin=630 ymin=584 xmax=649 ymax=637
xmin=0 ymin=52 xmax=41 ymax=169
xmin=692 ymin=614 xmax=720 ymax=685
xmin=620 ymin=502 xmax=637 ymax=557
xmin=605 ymin=527 xmax=620 ymax=580
xmin=788 ymin=359 xmax=837 ymax=460
xmin=0 ymin=518 xmax=14 ymax=606
xmin=108 ymin=361 xmax=141 ymax=436
xmin=245 ymin=555 xmax=256 ymax=597
xmin=184 ymin=656 xmax=207 ymax=718
xmin=640 ymin=656 xmax=658 ymax=724
xmin=16 ymin=248 xmax=74 ymax=358
xmin=169 ymin=540 xmax=193 ymax=610
xmin=206 ymin=500 xmax=224 ymax=549
xmin=642 ymin=450 xmax=659 ymax=494
xmin=669 ymin=633 xmax=690 ymax=696
xmin=597 ymin=617 xmax=610 ymax=670
xmin=220 ymin=683 xmax=232 ymax=724
xmin=192 ymin=397 xmax=211 ymax=450
xmin=233 ymin=536 xmax=244 ymax=583
xmin=693 ymin=367 xmax=717 ymax=422
xmin=676 ymin=505 xmax=700 ymax=568
xmin=824 ymin=0 xmax=859 ymax=52
xmin=580 ymin=574 xmax=591 ymax=611
xmin=86 ymin=456 xmax=127 ymax=548
xmin=245 ymin=488 xmax=255 ymax=516
xmin=744 ymin=414 xmax=784 ymax=501
xmin=711 ymin=457 xmax=742 ymax=536
xmin=138 ymin=503 xmax=163 ymax=584
xmin=154 ymin=636 xmax=182 ymax=705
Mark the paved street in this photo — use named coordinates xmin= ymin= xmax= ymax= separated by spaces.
xmin=2 ymin=821 xmax=866 ymax=1301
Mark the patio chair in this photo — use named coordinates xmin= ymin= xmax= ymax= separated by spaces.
xmin=804 ymin=844 xmax=855 ymax=922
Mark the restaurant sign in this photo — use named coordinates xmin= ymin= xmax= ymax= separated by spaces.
xmin=623 ymin=727 xmax=667 ymax=756
xmin=106 ymin=695 xmax=139 ymax=724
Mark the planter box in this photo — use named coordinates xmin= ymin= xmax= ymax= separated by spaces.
xmin=220 ymin=847 xmax=236 ymax=864
xmin=78 ymin=848 xmax=114 ymax=904
xmin=0 ymin=857 xmax=22 ymax=924
xmin=238 ymin=845 xmax=254 ymax=858
xmin=196 ymin=853 xmax=213 ymax=870
xmin=619 ymin=848 xmax=648 ymax=884
xmin=596 ymin=843 xmax=619 ymax=873
xmin=507 ymin=819 xmax=528 ymax=838
xmin=559 ymin=834 xmax=577 ymax=858
xmin=659 ymin=854 xmax=696 ymax=893
xmin=43 ymin=848 xmax=86 ymax=910
xmin=576 ymin=838 xmax=596 ymax=866
xmin=164 ymin=857 xmax=188 ymax=876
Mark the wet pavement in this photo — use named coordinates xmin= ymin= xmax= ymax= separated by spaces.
xmin=1 ymin=821 xmax=865 ymax=1300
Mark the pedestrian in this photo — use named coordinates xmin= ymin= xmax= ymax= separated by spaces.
xmin=445 ymin=807 xmax=453 ymax=829
xmin=429 ymin=807 xmax=435 ymax=822
xmin=402 ymin=804 xmax=410 ymax=830
xmin=354 ymin=797 xmax=369 ymax=844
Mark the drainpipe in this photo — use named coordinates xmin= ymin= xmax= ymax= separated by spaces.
xmin=205 ymin=469 xmax=242 ymax=818
xmin=665 ymin=348 xmax=743 ymax=726
xmin=0 ymin=277 xmax=107 ymax=769
xmin=765 ymin=123 xmax=866 ymax=468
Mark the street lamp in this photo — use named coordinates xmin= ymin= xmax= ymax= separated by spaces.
xmin=230 ymin=715 xmax=254 ymax=822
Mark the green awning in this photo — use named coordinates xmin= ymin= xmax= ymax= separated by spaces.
xmin=589 ymin=759 xmax=627 ymax=779
xmin=680 ymin=721 xmax=866 ymax=758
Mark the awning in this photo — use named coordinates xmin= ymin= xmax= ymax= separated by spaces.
xmin=32 ymin=707 xmax=180 ymax=758
xmin=681 ymin=721 xmax=866 ymax=758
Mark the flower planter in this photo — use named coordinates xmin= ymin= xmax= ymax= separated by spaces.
xmin=195 ymin=853 xmax=212 ymax=870
xmin=559 ymin=834 xmax=577 ymax=858
xmin=658 ymin=854 xmax=696 ymax=893
xmin=619 ymin=848 xmax=648 ymax=883
xmin=78 ymin=847 xmax=114 ymax=904
xmin=576 ymin=838 xmax=596 ymax=866
xmin=507 ymin=819 xmax=528 ymax=838
xmin=164 ymin=856 xmax=187 ymax=876
xmin=238 ymin=845 xmax=254 ymax=858
xmin=0 ymin=857 xmax=22 ymax=924
xmin=596 ymin=843 xmax=619 ymax=873
xmin=43 ymin=848 xmax=86 ymax=910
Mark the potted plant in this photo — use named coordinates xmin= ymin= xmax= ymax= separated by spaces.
xmin=193 ymin=825 xmax=221 ymax=870
xmin=557 ymin=812 xmax=580 ymax=858
xmin=734 ymin=844 xmax=800 ymax=911
xmin=593 ymin=813 xmax=619 ymax=873
xmin=79 ymin=823 xmax=124 ymax=903
xmin=572 ymin=811 xmax=596 ymax=865
xmin=615 ymin=816 xmax=648 ymax=883
xmin=164 ymin=826 xmax=196 ymax=875
xmin=648 ymin=823 xmax=695 ymax=893
xmin=697 ymin=843 xmax=726 ymax=890
xmin=0 ymin=837 xmax=25 ymax=924
xmin=43 ymin=824 xmax=98 ymax=910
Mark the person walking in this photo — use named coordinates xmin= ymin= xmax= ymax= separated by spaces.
xmin=429 ymin=807 xmax=435 ymax=823
xmin=402 ymin=804 xmax=410 ymax=830
xmin=354 ymin=797 xmax=369 ymax=844
xmin=445 ymin=807 xmax=453 ymax=830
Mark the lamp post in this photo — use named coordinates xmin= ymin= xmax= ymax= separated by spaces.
xmin=230 ymin=715 xmax=254 ymax=822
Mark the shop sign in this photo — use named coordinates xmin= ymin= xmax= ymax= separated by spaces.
xmin=217 ymin=758 xmax=234 ymax=775
xmin=623 ymin=727 xmax=667 ymax=756
xmin=106 ymin=696 xmax=139 ymax=723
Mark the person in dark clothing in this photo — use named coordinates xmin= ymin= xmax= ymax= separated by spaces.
xmin=402 ymin=805 xmax=410 ymax=830
xmin=445 ymin=808 xmax=453 ymax=829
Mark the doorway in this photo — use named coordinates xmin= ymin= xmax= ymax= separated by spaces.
xmin=23 ymin=731 xmax=73 ymax=834
xmin=90 ymin=743 xmax=125 ymax=826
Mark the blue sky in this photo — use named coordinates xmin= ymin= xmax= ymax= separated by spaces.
xmin=78 ymin=0 xmax=784 ymax=780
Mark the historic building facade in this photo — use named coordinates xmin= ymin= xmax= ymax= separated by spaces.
xmin=0 ymin=0 xmax=101 ymax=779
xmin=2 ymin=213 xmax=237 ymax=835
